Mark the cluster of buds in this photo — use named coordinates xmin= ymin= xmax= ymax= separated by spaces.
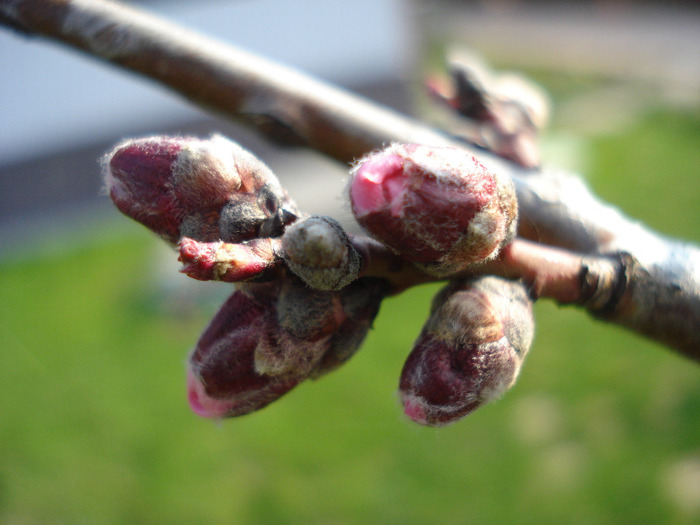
xmin=106 ymin=134 xmax=298 ymax=282
xmin=104 ymin=134 xmax=533 ymax=426
xmin=187 ymin=276 xmax=387 ymax=418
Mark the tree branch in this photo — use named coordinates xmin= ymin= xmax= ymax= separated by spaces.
xmin=1 ymin=0 xmax=698 ymax=357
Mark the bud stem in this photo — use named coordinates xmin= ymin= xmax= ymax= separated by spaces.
xmin=356 ymin=235 xmax=621 ymax=310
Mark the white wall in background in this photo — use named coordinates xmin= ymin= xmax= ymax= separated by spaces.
xmin=0 ymin=0 xmax=409 ymax=166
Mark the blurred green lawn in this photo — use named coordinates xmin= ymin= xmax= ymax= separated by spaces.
xmin=1 ymin=107 xmax=699 ymax=524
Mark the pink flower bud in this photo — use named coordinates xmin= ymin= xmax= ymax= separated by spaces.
xmin=348 ymin=144 xmax=517 ymax=276
xmin=186 ymin=275 xmax=388 ymax=419
xmin=104 ymin=134 xmax=298 ymax=245
xmin=399 ymin=276 xmax=533 ymax=426
xmin=186 ymin=282 xmax=301 ymax=418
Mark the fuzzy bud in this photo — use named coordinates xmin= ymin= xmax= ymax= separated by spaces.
xmin=399 ymin=276 xmax=534 ymax=426
xmin=281 ymin=216 xmax=361 ymax=290
xmin=186 ymin=282 xmax=301 ymax=418
xmin=312 ymin=277 xmax=389 ymax=377
xmin=348 ymin=144 xmax=517 ymax=276
xmin=253 ymin=277 xmax=343 ymax=377
xmin=186 ymin=274 xmax=387 ymax=418
xmin=104 ymin=134 xmax=298 ymax=245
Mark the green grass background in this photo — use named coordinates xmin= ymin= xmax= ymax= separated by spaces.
xmin=1 ymin=103 xmax=699 ymax=523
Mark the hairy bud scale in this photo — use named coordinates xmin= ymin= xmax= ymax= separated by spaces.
xmin=399 ymin=276 xmax=534 ymax=426
xmin=349 ymin=144 xmax=517 ymax=276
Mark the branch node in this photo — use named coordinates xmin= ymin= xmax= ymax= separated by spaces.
xmin=580 ymin=252 xmax=631 ymax=315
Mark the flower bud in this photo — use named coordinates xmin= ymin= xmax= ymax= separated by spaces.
xmin=348 ymin=144 xmax=517 ymax=276
xmin=104 ymin=134 xmax=298 ymax=245
xmin=186 ymin=282 xmax=301 ymax=418
xmin=399 ymin=276 xmax=534 ymax=426
xmin=281 ymin=216 xmax=361 ymax=290
xmin=187 ymin=272 xmax=390 ymax=419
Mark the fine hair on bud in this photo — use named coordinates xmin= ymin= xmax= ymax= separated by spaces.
xmin=282 ymin=216 xmax=361 ymax=290
xmin=348 ymin=143 xmax=517 ymax=276
xmin=187 ymin=275 xmax=389 ymax=419
xmin=253 ymin=276 xmax=343 ymax=377
xmin=104 ymin=134 xmax=299 ymax=245
xmin=186 ymin=282 xmax=302 ymax=418
xmin=399 ymin=276 xmax=534 ymax=426
xmin=312 ymin=277 xmax=390 ymax=377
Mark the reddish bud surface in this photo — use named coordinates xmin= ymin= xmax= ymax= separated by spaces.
xmin=186 ymin=282 xmax=302 ymax=418
xmin=186 ymin=275 xmax=387 ymax=419
xmin=399 ymin=276 xmax=533 ymax=426
xmin=105 ymin=136 xmax=189 ymax=244
xmin=104 ymin=134 xmax=298 ymax=245
xmin=178 ymin=237 xmax=279 ymax=282
xmin=349 ymin=144 xmax=517 ymax=276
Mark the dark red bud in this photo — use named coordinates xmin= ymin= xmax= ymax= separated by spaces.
xmin=349 ymin=144 xmax=517 ymax=276
xmin=106 ymin=136 xmax=189 ymax=244
xmin=186 ymin=274 xmax=384 ymax=419
xmin=399 ymin=276 xmax=534 ymax=426
xmin=104 ymin=134 xmax=298 ymax=245
xmin=186 ymin=282 xmax=300 ymax=418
